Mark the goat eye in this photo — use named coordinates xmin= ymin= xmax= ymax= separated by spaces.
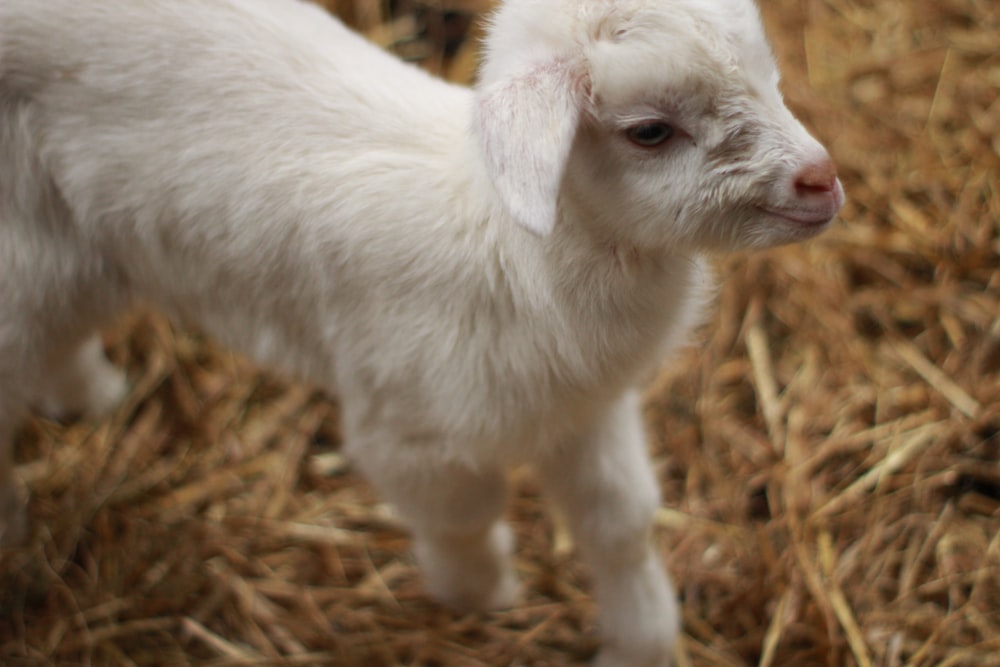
xmin=625 ymin=122 xmax=675 ymax=147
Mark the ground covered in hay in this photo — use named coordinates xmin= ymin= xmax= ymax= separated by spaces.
xmin=2 ymin=0 xmax=998 ymax=665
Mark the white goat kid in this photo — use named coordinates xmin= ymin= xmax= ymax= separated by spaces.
xmin=0 ymin=0 xmax=843 ymax=664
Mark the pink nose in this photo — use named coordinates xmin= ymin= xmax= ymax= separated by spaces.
xmin=794 ymin=157 xmax=839 ymax=196
xmin=761 ymin=153 xmax=843 ymax=227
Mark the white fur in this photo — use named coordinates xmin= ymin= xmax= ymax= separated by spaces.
xmin=0 ymin=0 xmax=843 ymax=664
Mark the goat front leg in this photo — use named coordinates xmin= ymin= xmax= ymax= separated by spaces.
xmin=353 ymin=443 xmax=518 ymax=612
xmin=540 ymin=391 xmax=679 ymax=667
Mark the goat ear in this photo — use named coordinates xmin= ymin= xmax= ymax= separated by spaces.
xmin=475 ymin=61 xmax=585 ymax=236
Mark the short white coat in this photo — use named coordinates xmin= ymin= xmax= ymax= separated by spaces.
xmin=0 ymin=1 xmax=842 ymax=664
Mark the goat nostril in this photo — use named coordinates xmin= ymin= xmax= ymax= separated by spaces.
xmin=794 ymin=159 xmax=838 ymax=195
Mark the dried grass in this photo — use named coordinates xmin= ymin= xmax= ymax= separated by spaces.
xmin=2 ymin=0 xmax=999 ymax=665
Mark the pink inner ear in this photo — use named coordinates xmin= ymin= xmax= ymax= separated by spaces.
xmin=475 ymin=60 xmax=584 ymax=236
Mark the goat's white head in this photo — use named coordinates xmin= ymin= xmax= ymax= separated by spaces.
xmin=474 ymin=0 xmax=844 ymax=250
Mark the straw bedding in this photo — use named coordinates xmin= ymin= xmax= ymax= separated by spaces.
xmin=2 ymin=0 xmax=998 ymax=665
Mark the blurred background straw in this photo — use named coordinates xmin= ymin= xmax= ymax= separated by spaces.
xmin=1 ymin=0 xmax=998 ymax=665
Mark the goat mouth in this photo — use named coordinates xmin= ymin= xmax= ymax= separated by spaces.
xmin=757 ymin=205 xmax=838 ymax=228
xmin=758 ymin=206 xmax=836 ymax=228
xmin=757 ymin=181 xmax=845 ymax=229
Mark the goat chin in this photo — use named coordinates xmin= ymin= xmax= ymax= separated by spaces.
xmin=0 ymin=0 xmax=840 ymax=664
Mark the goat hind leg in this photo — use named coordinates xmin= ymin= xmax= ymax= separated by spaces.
xmin=0 ymin=332 xmax=125 ymax=546
xmin=0 ymin=396 xmax=29 ymax=547
xmin=34 ymin=334 xmax=128 ymax=422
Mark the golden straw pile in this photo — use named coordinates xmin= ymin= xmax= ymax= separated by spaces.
xmin=2 ymin=0 xmax=998 ymax=665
